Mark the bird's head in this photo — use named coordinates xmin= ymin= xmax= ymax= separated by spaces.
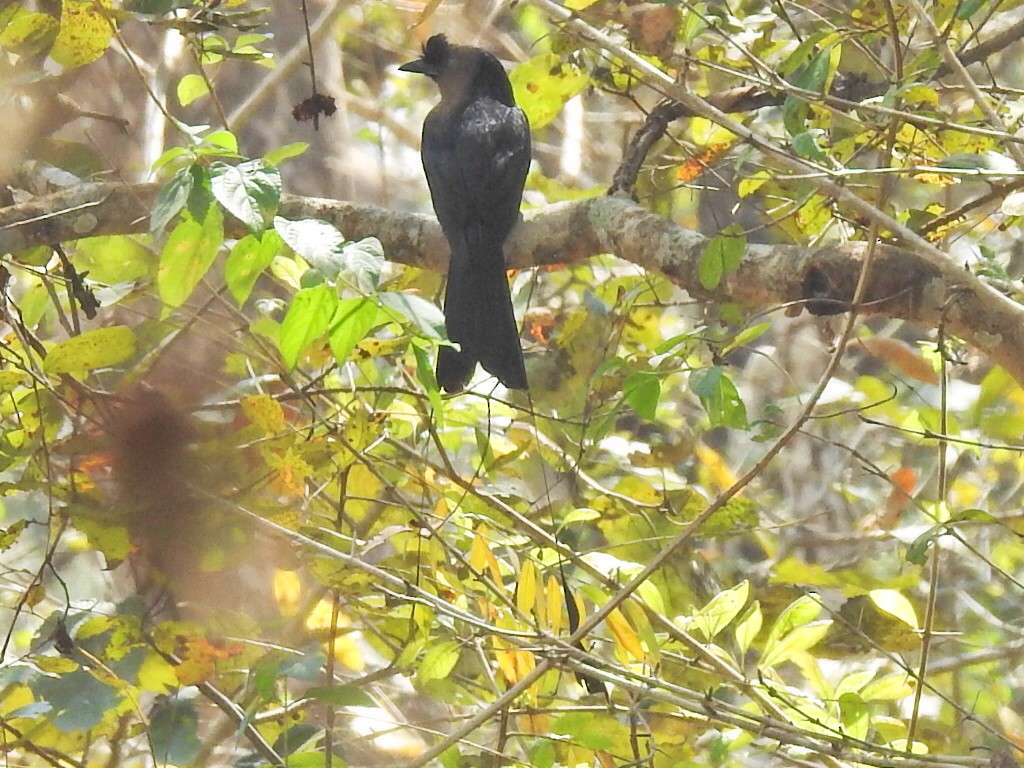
xmin=398 ymin=34 xmax=451 ymax=80
xmin=399 ymin=34 xmax=515 ymax=106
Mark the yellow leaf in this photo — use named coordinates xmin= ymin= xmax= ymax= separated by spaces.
xmin=306 ymin=599 xmax=343 ymax=631
xmin=518 ymin=711 xmax=551 ymax=734
xmin=738 ymin=170 xmax=771 ymax=198
xmin=517 ymin=561 xmax=537 ymax=616
xmin=470 ymin=527 xmax=504 ymax=591
xmin=345 ymin=463 xmax=383 ymax=518
xmin=694 ymin=442 xmax=737 ymax=491
xmin=267 ymin=447 xmax=313 ymax=496
xmin=515 ymin=649 xmax=537 ymax=703
xmin=494 ymin=638 xmax=518 ymax=684
xmin=355 ymin=337 xmax=407 ymax=358
xmin=241 ymin=393 xmax=285 ymax=434
xmin=510 ymin=54 xmax=589 ymax=129
xmin=331 ymin=634 xmax=364 ymax=671
xmin=606 ymin=607 xmax=645 ymax=663
xmin=0 ymin=684 xmax=33 ymax=716
xmin=34 ymin=656 xmax=79 ymax=674
xmin=137 ymin=653 xmax=178 ymax=694
xmin=547 ymin=575 xmax=563 ymax=634
xmin=50 ymin=0 xmax=114 ymax=68
xmin=273 ymin=569 xmax=302 ymax=615
xmin=43 ymin=326 xmax=136 ymax=378
xmin=869 ymin=589 xmax=919 ymax=630
xmin=0 ymin=9 xmax=58 ymax=57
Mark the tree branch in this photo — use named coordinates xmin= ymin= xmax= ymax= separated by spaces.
xmin=603 ymin=5 xmax=1024 ymax=196
xmin=2 ymin=181 xmax=1023 ymax=382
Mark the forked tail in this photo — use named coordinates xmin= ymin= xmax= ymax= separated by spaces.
xmin=436 ymin=242 xmax=527 ymax=393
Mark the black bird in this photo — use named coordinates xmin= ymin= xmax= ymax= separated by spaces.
xmin=399 ymin=35 xmax=530 ymax=393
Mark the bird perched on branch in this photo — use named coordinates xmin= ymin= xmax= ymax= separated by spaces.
xmin=400 ymin=34 xmax=530 ymax=393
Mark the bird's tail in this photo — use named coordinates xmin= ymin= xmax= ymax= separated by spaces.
xmin=436 ymin=238 xmax=527 ymax=393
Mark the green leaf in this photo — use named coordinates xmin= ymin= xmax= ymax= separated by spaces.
xmin=177 ymin=73 xmax=209 ymax=106
xmin=531 ymin=740 xmax=556 ymax=768
xmin=157 ymin=207 xmax=224 ymax=307
xmin=681 ymin=7 xmax=709 ymax=44
xmin=510 ymin=53 xmax=589 ymax=129
xmin=150 ymin=699 xmax=202 ymax=766
xmin=278 ymin=648 xmax=326 ymax=681
xmin=31 ymin=669 xmax=121 ymax=732
xmin=762 ymin=594 xmax=821 ymax=654
xmin=782 ymin=44 xmax=841 ymax=136
xmin=563 ymin=507 xmax=601 ymax=525
xmin=279 ymin=284 xmax=338 ymax=369
xmin=225 ymin=231 xmax=283 ymax=305
xmin=794 ymin=44 xmax=840 ymax=93
xmin=552 ymin=712 xmax=614 ymax=750
xmin=723 ymin=322 xmax=771 ymax=354
xmin=123 ymin=1 xmax=178 ymax=15
xmin=264 ymin=142 xmax=309 ymax=166
xmin=956 ymin=0 xmax=986 ymax=19
xmin=338 ymin=237 xmax=385 ymax=292
xmin=791 ymin=130 xmax=828 ymax=162
xmin=151 ymin=166 xmax=194 ymax=234
xmin=200 ymin=129 xmax=239 ymax=156
xmin=378 ymin=291 xmax=444 ymax=339
xmin=43 ymin=326 xmax=136 ymax=378
xmin=273 ymin=724 xmax=319 ymax=756
xmin=734 ymin=601 xmax=762 ymax=655
xmin=275 ymin=751 xmax=326 ymax=768
xmin=692 ymin=580 xmax=749 ymax=641
xmin=328 ymin=297 xmax=383 ymax=364
xmin=413 ymin=343 xmax=441 ymax=398
xmin=0 ymin=520 xmax=28 ymax=552
xmin=759 ymin=619 xmax=832 ymax=667
xmin=835 ymin=670 xmax=876 ymax=699
xmin=210 ymin=159 xmax=281 ymax=231
xmin=861 ymin=673 xmax=914 ymax=701
xmin=838 ymin=692 xmax=869 ymax=741
xmin=778 ymin=30 xmax=830 ymax=79
xmin=636 ymin=580 xmax=666 ymax=615
xmin=75 ymin=235 xmax=154 ymax=284
xmin=688 ymin=366 xmax=748 ymax=429
xmin=304 ymin=684 xmax=375 ymax=707
xmin=274 ymin=217 xmax=346 ymax=278
xmin=699 ymin=225 xmax=746 ymax=290
xmin=905 ymin=509 xmax=994 ymax=565
xmin=906 ymin=523 xmax=942 ymax=565
xmin=623 ymin=371 xmax=660 ymax=420
xmin=868 ymin=589 xmax=918 ymax=630
xmin=417 ymin=639 xmax=461 ymax=683
xmin=782 ymin=96 xmax=810 ymax=137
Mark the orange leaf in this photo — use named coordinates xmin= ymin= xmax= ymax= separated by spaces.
xmin=860 ymin=337 xmax=939 ymax=385
xmin=676 ymin=142 xmax=732 ymax=182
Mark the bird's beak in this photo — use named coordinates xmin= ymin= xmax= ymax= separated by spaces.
xmin=399 ymin=58 xmax=436 ymax=77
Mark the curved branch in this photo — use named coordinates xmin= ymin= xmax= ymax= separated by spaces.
xmin=603 ymin=5 xmax=1024 ymax=195
xmin=2 ymin=182 xmax=1024 ymax=382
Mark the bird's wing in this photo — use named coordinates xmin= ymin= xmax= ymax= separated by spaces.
xmin=422 ymin=98 xmax=530 ymax=244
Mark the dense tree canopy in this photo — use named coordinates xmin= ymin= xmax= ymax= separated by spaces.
xmin=3 ymin=2 xmax=1024 ymax=768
